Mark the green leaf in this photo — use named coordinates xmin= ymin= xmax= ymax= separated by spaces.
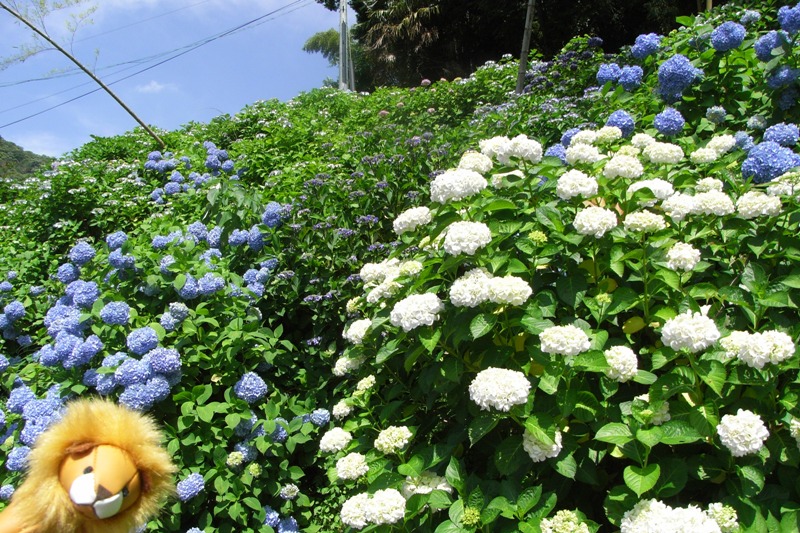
xmin=524 ymin=414 xmax=556 ymax=447
xmin=520 ymin=315 xmax=554 ymax=335
xmin=376 ymin=338 xmax=400 ymax=364
xmin=737 ymin=464 xmax=765 ymax=498
xmin=572 ymin=351 xmax=609 ymax=373
xmin=419 ymin=327 xmax=442 ymax=353
xmin=467 ymin=486 xmax=485 ymax=510
xmin=469 ymin=414 xmax=499 ymax=446
xmin=494 ymin=435 xmax=527 ymax=476
xmin=516 ymin=485 xmax=542 ymax=519
xmin=398 ymin=455 xmax=425 ymax=478
xmin=553 ymin=452 xmax=577 ymax=479
xmin=445 ymin=457 xmax=466 ymax=496
xmin=604 ymin=485 xmax=637 ymax=526
xmin=623 ymin=464 xmax=660 ymax=497
xmin=470 ymin=313 xmax=497 ymax=340
xmin=696 ymin=359 xmax=726 ymax=396
xmin=595 ymin=423 xmax=634 ymax=445
xmin=659 ymin=420 xmax=704 ymax=445
xmin=653 ymin=459 xmax=688 ymax=498
xmin=556 ymin=274 xmax=588 ymax=309
xmin=481 ymin=198 xmax=517 ymax=212
xmin=434 ymin=520 xmax=468 ymax=533
xmin=636 ymin=427 xmax=663 ymax=448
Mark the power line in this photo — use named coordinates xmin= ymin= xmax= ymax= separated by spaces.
xmin=0 ymin=0 xmax=313 ymax=129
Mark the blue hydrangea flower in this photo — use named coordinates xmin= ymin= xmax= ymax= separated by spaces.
xmin=264 ymin=505 xmax=280 ymax=527
xmin=69 ymin=242 xmax=96 ymax=266
xmin=12 ymin=334 xmax=28 ymax=348
xmin=187 ymin=221 xmax=208 ymax=242
xmin=234 ymin=442 xmax=256 ymax=462
xmin=5 ymin=271 xmax=15 ymax=280
xmin=596 ymin=63 xmax=621 ymax=85
xmin=605 ymin=110 xmax=635 ymax=137
xmin=160 ymin=255 xmax=176 ymax=275
xmin=544 ymin=144 xmax=567 ymax=164
xmin=0 ymin=409 xmax=4 ymax=428
xmin=148 ymin=347 xmax=181 ymax=374
xmin=68 ymin=280 xmax=100 ymax=309
xmin=148 ymin=151 xmax=162 ymax=161
xmin=742 ymin=141 xmax=800 ymax=184
xmin=710 ymin=21 xmax=746 ymax=52
xmin=735 ymin=131 xmax=755 ymax=151
xmin=658 ymin=54 xmax=702 ymax=102
xmin=740 ymin=10 xmax=761 ymax=25
xmin=767 ymin=65 xmax=800 ymax=89
xmin=261 ymin=202 xmax=284 ymax=229
xmin=705 ymin=106 xmax=727 ymax=124
xmin=207 ymin=226 xmax=222 ymax=248
xmin=119 ymin=383 xmax=156 ymax=411
xmin=654 ymin=107 xmax=685 ymax=136
xmin=64 ymin=335 xmax=104 ymax=369
xmin=109 ymin=249 xmax=136 ymax=270
xmin=95 ymin=373 xmax=118 ymax=395
xmin=228 ymin=229 xmax=249 ymax=247
xmin=29 ymin=286 xmax=45 ymax=296
xmin=169 ymin=302 xmax=190 ymax=321
xmin=764 ymin=123 xmax=800 ymax=146
xmin=164 ymin=182 xmax=181 ymax=196
xmin=309 ymin=408 xmax=330 ymax=427
xmin=103 ymin=351 xmax=128 ymax=368
xmin=560 ymin=127 xmax=581 ymax=147
xmin=234 ymin=372 xmax=268 ymax=404
xmin=82 ymin=368 xmax=99 ymax=387
xmin=100 ymin=301 xmax=130 ymax=326
xmin=0 ymin=354 xmax=8 ymax=373
xmin=618 ymin=65 xmax=643 ymax=91
xmin=221 ymin=160 xmax=235 ymax=173
xmin=631 ymin=33 xmax=661 ymax=59
xmin=127 ymin=327 xmax=159 ymax=356
xmin=115 ymin=358 xmax=153 ymax=386
xmin=270 ymin=418 xmax=288 ymax=443
xmin=200 ymin=249 xmax=222 ymax=267
xmin=54 ymin=332 xmax=81 ymax=361
xmin=37 ymin=344 xmax=61 ymax=366
xmin=754 ymin=30 xmax=788 ymax=62
xmin=146 ymin=375 xmax=171 ymax=402
xmin=4 ymin=301 xmax=24 ymax=323
xmin=106 ymin=231 xmax=128 ymax=250
xmin=0 ymin=314 xmax=8 ymax=330
xmin=150 ymin=188 xmax=164 ymax=202
xmin=56 ymin=263 xmax=80 ymax=284
xmin=160 ymin=312 xmax=178 ymax=331
xmin=7 ymin=384 xmax=35 ymax=414
xmin=177 ymin=473 xmax=205 ymax=501
xmin=246 ymin=282 xmax=265 ymax=298
xmin=169 ymin=171 xmax=185 ymax=184
xmin=779 ymin=87 xmax=799 ymax=110
xmin=198 ymin=273 xmax=224 ymax=295
xmin=6 ymin=446 xmax=30 ymax=471
xmin=248 ymin=226 xmax=264 ymax=252
xmin=205 ymin=155 xmax=221 ymax=172
xmin=44 ymin=303 xmax=83 ymax=337
xmin=186 ymin=529 xmax=202 ymax=533
xmin=0 ymin=485 xmax=13 ymax=500
xmin=278 ymin=517 xmax=299 ymax=533
xmin=779 ymin=3 xmax=800 ymax=35
xmin=0 ymin=281 xmax=11 ymax=292
xmin=177 ymin=274 xmax=200 ymax=300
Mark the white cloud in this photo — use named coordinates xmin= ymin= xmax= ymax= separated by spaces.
xmin=135 ymin=80 xmax=177 ymax=94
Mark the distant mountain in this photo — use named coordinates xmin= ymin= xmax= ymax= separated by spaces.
xmin=0 ymin=135 xmax=52 ymax=183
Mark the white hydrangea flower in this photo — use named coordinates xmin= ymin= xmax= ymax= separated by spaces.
xmin=345 ymin=297 xmax=362 ymax=314
xmin=662 ymin=192 xmax=696 ymax=222
xmin=226 ymin=451 xmax=244 ymax=468
xmin=398 ymin=260 xmax=423 ymax=277
xmin=719 ymin=331 xmax=752 ymax=361
xmin=340 ymin=493 xmax=370 ymax=530
xmin=661 ymin=310 xmax=720 ymax=353
xmin=604 ymin=345 xmax=638 ymax=382
xmin=487 ymin=275 xmax=532 ymax=306
xmin=389 ymin=293 xmax=444 ymax=332
xmin=736 ymin=191 xmax=782 ymax=219
xmin=666 ymin=242 xmax=701 ymax=271
xmin=468 ymin=367 xmax=531 ymax=411
xmin=336 ymin=452 xmax=369 ymax=480
xmin=790 ymin=418 xmax=800 ymax=442
xmin=736 ymin=330 xmax=795 ymax=369
xmin=717 ymin=409 xmax=769 ymax=457
xmin=364 ymin=488 xmax=406 ymax=525
xmin=450 ymin=268 xmax=491 ymax=307
xmin=766 ymin=171 xmax=800 ymax=198
xmin=621 ymin=499 xmax=721 ymax=533
xmin=623 ymin=211 xmax=667 ymax=232
xmin=320 ymin=427 xmax=353 ymax=453
xmin=508 ymin=134 xmax=543 ymax=163
xmin=706 ymin=503 xmax=739 ymax=533
xmin=443 ymin=221 xmax=492 ymax=255
xmin=365 ymin=279 xmax=401 ymax=304
xmin=343 ymin=318 xmax=372 ymax=345
xmin=573 ymin=206 xmax=618 ymax=237
xmin=643 ymin=142 xmax=684 ymax=164
xmin=332 ymin=399 xmax=353 ymax=419
xmin=635 ymin=394 xmax=671 ymax=425
xmin=430 ymin=168 xmax=488 ymax=203
xmin=691 ymin=190 xmax=735 ymax=216
xmin=556 ymin=169 xmax=598 ymax=200
xmin=540 ymin=510 xmax=590 ymax=533
xmin=401 ymin=471 xmax=453 ymax=499
xmin=356 ymin=375 xmax=376 ymax=392
xmin=374 ymin=426 xmax=412 ymax=454
xmin=595 ymin=126 xmax=623 ymax=144
xmin=706 ymin=134 xmax=736 ymax=155
xmin=458 ymin=151 xmax=494 ymax=173
xmin=628 ymin=178 xmax=674 ymax=206
xmin=569 ymin=130 xmax=598 ymax=146
xmin=631 ymin=133 xmax=656 ymax=148
xmin=280 ymin=483 xmax=299 ymax=500
xmin=479 ymin=136 xmax=512 ymax=162
xmin=603 ymin=154 xmax=644 ymax=179
xmin=333 ymin=356 xmax=365 ymax=376
xmin=689 ymin=147 xmax=719 ymax=164
xmin=540 ymin=325 xmax=591 ymax=357
xmin=523 ymin=428 xmax=563 ymax=462
xmin=393 ymin=206 xmax=432 ymax=235
xmin=360 ymin=258 xmax=400 ymax=284
xmin=696 ymin=177 xmax=724 ymax=192
xmin=617 ymin=145 xmax=641 ymax=157
xmin=565 ymin=143 xmax=604 ymax=165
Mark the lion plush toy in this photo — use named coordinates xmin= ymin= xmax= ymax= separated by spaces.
xmin=0 ymin=398 xmax=176 ymax=533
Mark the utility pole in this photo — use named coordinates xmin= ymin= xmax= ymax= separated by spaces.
xmin=516 ymin=0 xmax=536 ymax=94
xmin=338 ymin=0 xmax=355 ymax=91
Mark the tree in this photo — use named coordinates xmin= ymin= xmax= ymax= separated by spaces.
xmin=0 ymin=1 xmax=165 ymax=148
xmin=303 ymin=28 xmax=340 ymax=67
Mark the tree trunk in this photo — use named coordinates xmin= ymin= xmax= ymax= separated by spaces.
xmin=516 ymin=0 xmax=536 ymax=94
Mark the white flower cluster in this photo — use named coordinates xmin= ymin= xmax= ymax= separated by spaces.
xmin=374 ymin=425 xmax=412 ymax=454
xmin=319 ymin=427 xmax=353 ymax=453
xmin=766 ymin=171 xmax=800 ymax=198
xmin=623 ymin=211 xmax=667 ymax=232
xmin=662 ymin=192 xmax=695 ymax=222
xmin=333 ymin=356 xmax=365 ymax=376
xmin=540 ymin=510 xmax=590 ymax=533
xmin=340 ymin=489 xmax=406 ymax=530
xmin=719 ymin=330 xmax=794 ymax=369
xmin=620 ymin=498 xmax=725 ymax=533
xmin=443 ymin=221 xmax=492 ymax=255
xmin=570 ymin=130 xmax=597 ymax=146
xmin=401 ymin=471 xmax=453 ymax=499
xmin=628 ymin=178 xmax=674 ymax=206
xmin=631 ymin=133 xmax=656 ymax=149
xmin=643 ymin=142 xmax=684 ymax=164
xmin=468 ymin=367 xmax=531 ymax=411
xmin=604 ymin=345 xmax=638 ymax=382
xmin=691 ymin=190 xmax=735 ymax=216
xmin=595 ymin=126 xmax=623 ymax=144
xmin=343 ymin=318 xmax=372 ymax=345
xmin=540 ymin=325 xmax=591 ymax=357
xmin=457 ymin=151 xmax=494 ymax=173
xmin=360 ymin=258 xmax=420 ymax=304
xmin=736 ymin=191 xmax=782 ymax=219
xmin=790 ymin=418 xmax=800 ymax=446
xmin=449 ymin=268 xmax=532 ymax=308
xmin=389 ymin=293 xmax=444 ymax=332
xmin=332 ymin=399 xmax=352 ymax=419
xmin=356 ymin=375 xmax=376 ymax=392
xmin=393 ymin=206 xmax=432 ymax=235
xmin=707 ymin=134 xmax=736 ymax=155
xmin=565 ymin=143 xmax=604 ymax=165
xmin=479 ymin=134 xmax=543 ymax=164
xmin=689 ymin=147 xmax=719 ymax=164
xmin=666 ymin=242 xmax=701 ymax=271
xmin=573 ymin=206 xmax=618 ymax=237
xmin=430 ymin=168 xmax=488 ymax=203
xmin=603 ymin=154 xmax=644 ymax=179
xmin=661 ymin=310 xmax=720 ymax=353
xmin=556 ymin=169 xmax=598 ymax=200
xmin=706 ymin=503 xmax=739 ymax=533
xmin=696 ymin=178 xmax=724 ymax=192
xmin=336 ymin=452 xmax=369 ymax=480
xmin=523 ymin=428 xmax=563 ymax=462
xmin=717 ymin=409 xmax=769 ymax=457
xmin=635 ymin=394 xmax=671 ymax=425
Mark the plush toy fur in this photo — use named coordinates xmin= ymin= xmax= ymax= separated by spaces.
xmin=1 ymin=398 xmax=176 ymax=533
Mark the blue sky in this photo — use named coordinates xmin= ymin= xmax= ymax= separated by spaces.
xmin=0 ymin=0 xmax=342 ymax=156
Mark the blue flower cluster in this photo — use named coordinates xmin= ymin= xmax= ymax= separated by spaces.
xmin=596 ymin=63 xmax=621 ymax=85
xmin=100 ymin=301 xmax=130 ymax=326
xmin=161 ymin=302 xmax=190 ymax=331
xmin=657 ymin=54 xmax=702 ymax=102
xmin=19 ymin=391 xmax=64 ymax=446
xmin=261 ymin=201 xmax=286 ymax=229
xmin=631 ymin=33 xmax=662 ymax=59
xmin=127 ymin=327 xmax=159 ymax=355
xmin=740 ymin=10 xmax=761 ymax=25
xmin=705 ymin=106 xmax=727 ymax=124
xmin=176 ymin=472 xmax=205 ymax=501
xmin=779 ymin=3 xmax=800 ymax=35
xmin=0 ymin=485 xmax=13 ymax=500
xmin=198 ymin=273 xmax=225 ymax=296
xmin=0 ymin=354 xmax=8 ymax=373
xmin=735 ymin=131 xmax=755 ymax=151
xmin=764 ymin=123 xmax=799 ymax=146
xmin=710 ymin=21 xmax=746 ymax=52
xmin=755 ymin=30 xmax=789 ymax=62
xmin=654 ymin=108 xmax=686 ymax=136
xmin=56 ymin=263 xmax=80 ymax=284
xmin=6 ymin=445 xmax=30 ymax=471
xmin=233 ymin=372 xmax=268 ymax=404
xmin=606 ymin=110 xmax=635 ymax=137
xmin=66 ymin=280 xmax=100 ymax=309
xmin=69 ymin=242 xmax=96 ymax=266
xmin=308 ymin=408 xmax=330 ymax=427
xmin=544 ymin=144 xmax=567 ymax=164
xmin=767 ymin=65 xmax=799 ymax=89
xmin=108 ymin=249 xmax=135 ymax=271
xmin=144 ymin=151 xmax=179 ymax=174
xmin=742 ymin=141 xmax=800 ymax=184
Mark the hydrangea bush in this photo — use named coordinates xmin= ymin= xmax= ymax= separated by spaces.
xmin=1 ymin=1 xmax=800 ymax=532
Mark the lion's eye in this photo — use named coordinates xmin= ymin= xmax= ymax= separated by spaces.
xmin=121 ymin=487 xmax=129 ymax=497
xmin=83 ymin=466 xmax=93 ymax=474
